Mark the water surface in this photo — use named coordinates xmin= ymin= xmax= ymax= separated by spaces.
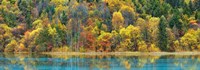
xmin=0 ymin=53 xmax=200 ymax=70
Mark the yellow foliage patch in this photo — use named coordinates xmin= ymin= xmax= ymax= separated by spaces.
xmin=4 ymin=40 xmax=18 ymax=52
xmin=148 ymin=44 xmax=160 ymax=52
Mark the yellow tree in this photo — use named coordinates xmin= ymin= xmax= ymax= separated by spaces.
xmin=0 ymin=24 xmax=13 ymax=52
xmin=119 ymin=25 xmax=147 ymax=51
xmin=105 ymin=0 xmax=121 ymax=13
xmin=97 ymin=31 xmax=113 ymax=52
xmin=147 ymin=17 xmax=160 ymax=44
xmin=112 ymin=12 xmax=124 ymax=30
xmin=119 ymin=5 xmax=136 ymax=26
xmin=4 ymin=39 xmax=18 ymax=52
xmin=180 ymin=29 xmax=198 ymax=51
xmin=0 ymin=0 xmax=21 ymax=27
xmin=50 ymin=0 xmax=69 ymax=6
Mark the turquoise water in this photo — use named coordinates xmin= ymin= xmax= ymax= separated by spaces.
xmin=0 ymin=53 xmax=200 ymax=70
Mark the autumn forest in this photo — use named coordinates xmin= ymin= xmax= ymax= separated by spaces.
xmin=0 ymin=0 xmax=200 ymax=52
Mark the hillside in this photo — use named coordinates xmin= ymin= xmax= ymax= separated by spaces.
xmin=0 ymin=0 xmax=200 ymax=52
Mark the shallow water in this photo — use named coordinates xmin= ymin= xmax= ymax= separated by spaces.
xmin=0 ymin=53 xmax=200 ymax=70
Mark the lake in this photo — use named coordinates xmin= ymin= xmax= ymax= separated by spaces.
xmin=0 ymin=53 xmax=200 ymax=70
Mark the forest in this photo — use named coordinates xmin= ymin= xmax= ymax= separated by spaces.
xmin=0 ymin=0 xmax=200 ymax=52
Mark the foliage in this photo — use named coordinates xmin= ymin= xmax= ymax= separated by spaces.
xmin=112 ymin=12 xmax=124 ymax=30
xmin=0 ymin=24 xmax=13 ymax=52
xmin=0 ymin=0 xmax=200 ymax=52
xmin=97 ymin=31 xmax=113 ymax=52
xmin=138 ymin=41 xmax=148 ymax=52
xmin=119 ymin=25 xmax=144 ymax=51
xmin=148 ymin=44 xmax=160 ymax=52
xmin=158 ymin=16 xmax=168 ymax=51
xmin=147 ymin=17 xmax=160 ymax=44
xmin=119 ymin=5 xmax=136 ymax=26
xmin=4 ymin=39 xmax=17 ymax=52
xmin=80 ymin=26 xmax=96 ymax=51
xmin=180 ymin=29 xmax=199 ymax=51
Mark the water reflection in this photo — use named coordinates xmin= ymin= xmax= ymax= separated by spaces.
xmin=0 ymin=53 xmax=200 ymax=70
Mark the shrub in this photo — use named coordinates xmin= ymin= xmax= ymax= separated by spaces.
xmin=148 ymin=44 xmax=160 ymax=52
xmin=138 ymin=41 xmax=148 ymax=52
xmin=4 ymin=40 xmax=17 ymax=52
xmin=17 ymin=43 xmax=28 ymax=52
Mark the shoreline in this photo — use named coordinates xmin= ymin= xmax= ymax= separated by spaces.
xmin=2 ymin=52 xmax=200 ymax=56
xmin=40 ymin=52 xmax=200 ymax=56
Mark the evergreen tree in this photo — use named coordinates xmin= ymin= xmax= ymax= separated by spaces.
xmin=196 ymin=11 xmax=200 ymax=21
xmin=59 ymin=11 xmax=68 ymax=25
xmin=158 ymin=16 xmax=168 ymax=51
xmin=195 ymin=0 xmax=200 ymax=11
xmin=87 ymin=0 xmax=94 ymax=2
xmin=169 ymin=9 xmax=184 ymax=38
xmin=165 ymin=0 xmax=184 ymax=8
xmin=189 ymin=0 xmax=196 ymax=12
xmin=18 ymin=0 xmax=32 ymax=28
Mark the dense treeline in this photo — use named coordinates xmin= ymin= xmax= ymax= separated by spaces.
xmin=0 ymin=0 xmax=200 ymax=52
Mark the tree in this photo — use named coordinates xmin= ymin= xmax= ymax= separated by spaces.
xmin=180 ymin=29 xmax=199 ymax=51
xmin=194 ymin=0 xmax=200 ymax=11
xmin=169 ymin=9 xmax=184 ymax=38
xmin=106 ymin=0 xmax=122 ymax=13
xmin=119 ymin=25 xmax=144 ymax=51
xmin=148 ymin=44 xmax=160 ymax=52
xmin=1 ymin=0 xmax=20 ymax=27
xmin=158 ymin=16 xmax=168 ymax=51
xmin=1 ymin=9 xmax=17 ymax=27
xmin=0 ymin=24 xmax=13 ymax=52
xmin=18 ymin=0 xmax=33 ymax=28
xmin=136 ymin=18 xmax=149 ymax=43
xmin=112 ymin=12 xmax=124 ymax=30
xmin=144 ymin=0 xmax=171 ymax=17
xmin=80 ymin=27 xmax=96 ymax=51
xmin=165 ymin=0 xmax=184 ymax=8
xmin=147 ymin=17 xmax=160 ymax=44
xmin=97 ymin=31 xmax=112 ymax=52
xmin=4 ymin=39 xmax=18 ymax=52
xmin=110 ymin=30 xmax=120 ymax=51
xmin=46 ymin=5 xmax=55 ymax=21
xmin=134 ymin=1 xmax=145 ymax=14
xmin=144 ymin=0 xmax=161 ymax=17
xmin=69 ymin=4 xmax=88 ymax=51
xmin=196 ymin=11 xmax=200 ymax=21
xmin=87 ymin=0 xmax=94 ymax=2
xmin=59 ymin=11 xmax=68 ymax=25
xmin=50 ymin=0 xmax=67 ymax=6
xmin=97 ymin=3 xmax=112 ymax=32
xmin=189 ymin=0 xmax=196 ymax=12
xmin=119 ymin=5 xmax=136 ymax=26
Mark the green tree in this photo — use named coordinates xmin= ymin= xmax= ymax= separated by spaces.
xmin=46 ymin=5 xmax=55 ymax=21
xmin=196 ymin=11 xmax=200 ymax=21
xmin=18 ymin=0 xmax=33 ymax=28
xmin=189 ymin=0 xmax=196 ymax=12
xmin=165 ymin=0 xmax=184 ymax=8
xmin=1 ymin=9 xmax=17 ymax=27
xmin=59 ymin=11 xmax=68 ymax=25
xmin=158 ymin=16 xmax=168 ymax=51
xmin=87 ymin=0 xmax=94 ymax=2
xmin=194 ymin=0 xmax=200 ymax=11
xmin=169 ymin=9 xmax=184 ymax=38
